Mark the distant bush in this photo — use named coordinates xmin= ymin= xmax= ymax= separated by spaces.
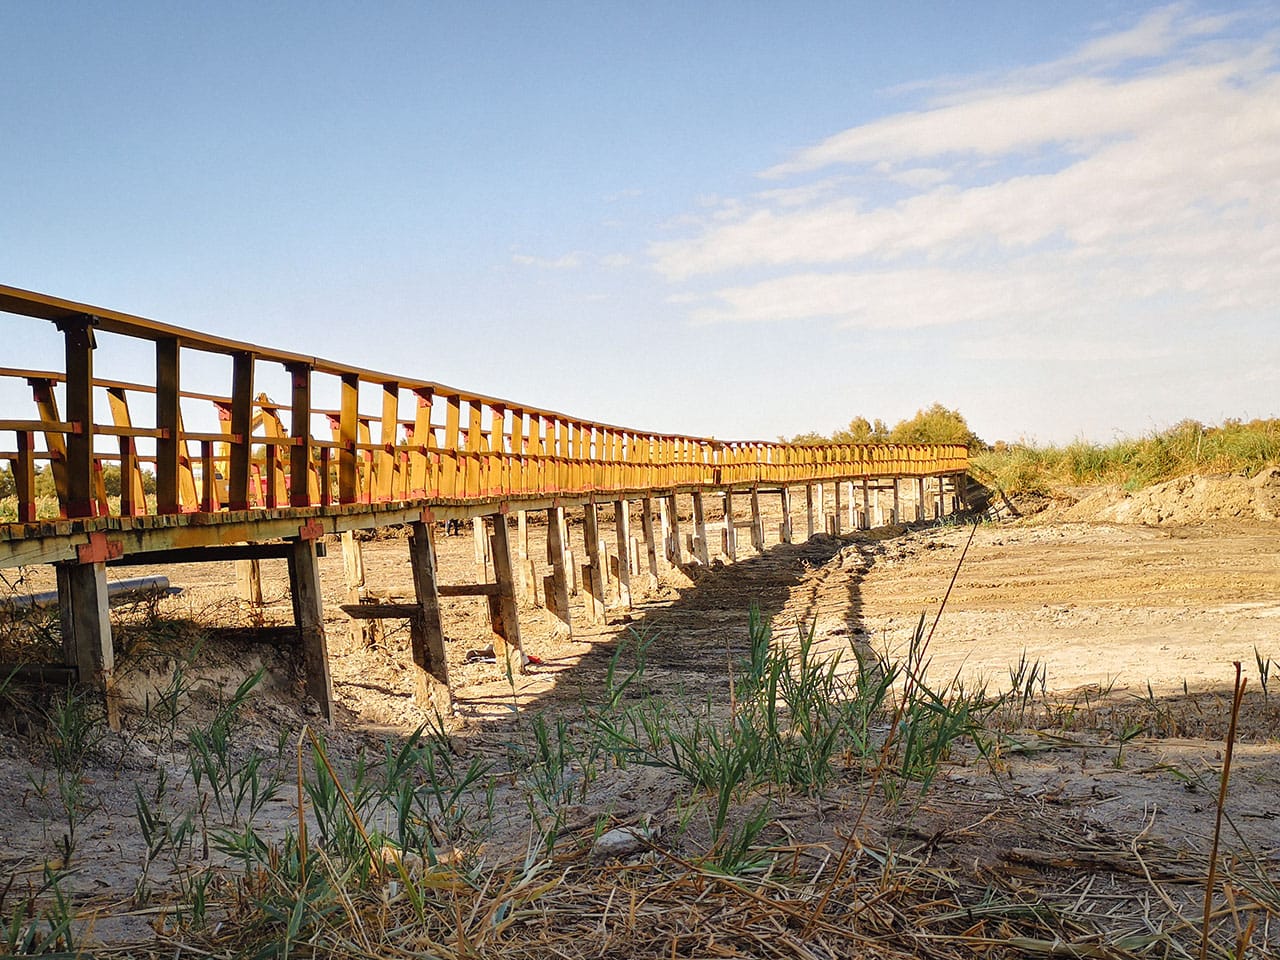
xmin=973 ymin=418 xmax=1280 ymax=494
xmin=789 ymin=403 xmax=983 ymax=451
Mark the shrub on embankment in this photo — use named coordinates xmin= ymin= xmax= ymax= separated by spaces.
xmin=972 ymin=418 xmax=1280 ymax=496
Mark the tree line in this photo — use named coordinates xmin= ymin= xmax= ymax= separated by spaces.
xmin=787 ymin=402 xmax=982 ymax=450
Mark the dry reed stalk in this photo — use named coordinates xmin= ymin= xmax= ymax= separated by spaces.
xmin=295 ymin=724 xmax=308 ymax=885
xmin=305 ymin=724 xmax=384 ymax=880
xmin=1199 ymin=660 xmax=1246 ymax=960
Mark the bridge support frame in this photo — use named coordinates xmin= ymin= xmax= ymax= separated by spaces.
xmin=57 ymin=560 xmax=119 ymax=730
xmin=779 ymin=486 xmax=793 ymax=544
xmin=723 ymin=490 xmax=737 ymax=561
xmin=662 ymin=494 xmax=683 ymax=566
xmin=287 ymin=538 xmax=333 ymax=722
xmin=407 ymin=521 xmax=451 ymax=715
xmin=582 ymin=503 xmax=607 ymax=622
xmin=805 ymin=484 xmax=816 ymax=539
xmin=544 ymin=506 xmax=573 ymax=636
xmin=749 ymin=487 xmax=765 ymax=553
xmin=691 ymin=492 xmax=709 ymax=565
xmin=640 ymin=497 xmax=661 ymax=589
xmin=487 ymin=514 xmax=526 ymax=674
xmin=613 ymin=499 xmax=632 ymax=609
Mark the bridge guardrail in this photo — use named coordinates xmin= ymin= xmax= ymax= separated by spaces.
xmin=0 ymin=284 xmax=968 ymax=527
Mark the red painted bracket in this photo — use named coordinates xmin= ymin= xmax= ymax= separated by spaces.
xmin=78 ymin=531 xmax=124 ymax=564
xmin=419 ymin=508 xmax=435 ymax=523
xmin=298 ymin=520 xmax=324 ymax=541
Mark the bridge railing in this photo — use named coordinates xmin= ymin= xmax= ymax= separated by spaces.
xmin=0 ymin=285 xmax=968 ymax=527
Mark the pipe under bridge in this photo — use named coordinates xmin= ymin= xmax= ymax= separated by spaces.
xmin=0 ymin=284 xmax=969 ymax=725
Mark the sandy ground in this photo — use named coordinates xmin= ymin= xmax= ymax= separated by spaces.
xmin=1 ymin=474 xmax=1279 ymax=950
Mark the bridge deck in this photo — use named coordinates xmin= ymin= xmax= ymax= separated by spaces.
xmin=0 ymin=284 xmax=969 ymax=725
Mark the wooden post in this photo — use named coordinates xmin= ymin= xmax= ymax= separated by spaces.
xmin=691 ymin=491 xmax=709 ymax=565
xmin=288 ymin=364 xmax=313 ymax=507
xmin=936 ymin=476 xmax=945 ymax=519
xmin=57 ymin=561 xmax=119 ymax=730
xmin=105 ymin=388 xmax=146 ymax=515
xmin=749 ymin=486 xmax=764 ymax=553
xmin=723 ymin=489 xmax=737 ymax=561
xmin=154 ymin=336 xmax=181 ymax=516
xmin=30 ymin=377 xmax=69 ymax=509
xmin=544 ymin=506 xmax=572 ymax=636
xmin=516 ymin=510 xmax=536 ymax=603
xmin=916 ymin=477 xmax=926 ymax=521
xmin=613 ymin=499 xmax=632 ymax=609
xmin=488 ymin=515 xmax=527 ymax=673
xmin=861 ymin=478 xmax=871 ymax=530
xmin=236 ymin=558 xmax=264 ymax=607
xmin=408 ymin=521 xmax=451 ymax=715
xmin=663 ymin=494 xmax=684 ymax=566
xmin=341 ymin=532 xmax=379 ymax=647
xmin=640 ymin=496 xmax=661 ymax=587
xmin=582 ymin=503 xmax=607 ymax=621
xmin=805 ymin=484 xmax=816 ymax=540
xmin=375 ymin=382 xmax=399 ymax=502
xmin=15 ymin=431 xmax=36 ymax=523
xmin=338 ymin=374 xmax=360 ymax=504
xmin=957 ymin=472 xmax=968 ymax=511
xmin=892 ymin=478 xmax=901 ymax=524
xmin=833 ymin=481 xmax=843 ymax=534
xmin=58 ymin=317 xmax=98 ymax=519
xmin=658 ymin=497 xmax=670 ymax=559
xmin=228 ymin=352 xmax=254 ymax=510
xmin=471 ymin=517 xmax=488 ymax=580
xmin=287 ymin=538 xmax=333 ymax=722
xmin=580 ymin=564 xmax=601 ymax=623
xmin=779 ymin=486 xmax=793 ymax=544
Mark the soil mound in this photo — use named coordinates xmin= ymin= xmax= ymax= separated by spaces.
xmin=1029 ymin=467 xmax=1280 ymax=525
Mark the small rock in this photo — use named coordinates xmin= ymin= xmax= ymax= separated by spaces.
xmin=590 ymin=826 xmax=653 ymax=863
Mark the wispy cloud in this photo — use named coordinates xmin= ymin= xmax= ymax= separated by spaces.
xmin=651 ymin=5 xmax=1280 ymax=335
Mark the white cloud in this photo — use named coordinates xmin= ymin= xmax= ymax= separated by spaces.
xmin=651 ymin=6 xmax=1280 ymax=339
xmin=1063 ymin=4 xmax=1238 ymax=68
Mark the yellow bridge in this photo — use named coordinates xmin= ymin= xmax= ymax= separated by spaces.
xmin=0 ymin=284 xmax=969 ymax=723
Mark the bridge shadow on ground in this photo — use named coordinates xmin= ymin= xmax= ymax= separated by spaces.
xmin=443 ymin=524 xmax=911 ymax=723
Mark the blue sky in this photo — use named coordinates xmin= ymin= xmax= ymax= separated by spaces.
xmin=2 ymin=1 xmax=1277 ymax=444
